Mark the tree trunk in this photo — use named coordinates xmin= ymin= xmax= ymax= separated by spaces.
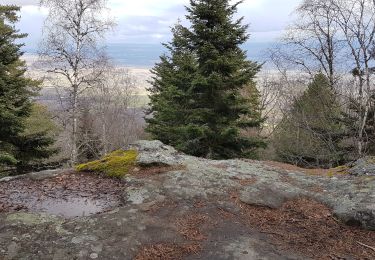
xmin=71 ymin=86 xmax=78 ymax=164
xmin=102 ymin=116 xmax=108 ymax=155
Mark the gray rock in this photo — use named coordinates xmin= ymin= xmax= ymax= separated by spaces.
xmin=128 ymin=140 xmax=183 ymax=166
xmin=0 ymin=140 xmax=374 ymax=260
xmin=349 ymin=157 xmax=375 ymax=176
xmin=7 ymin=241 xmax=20 ymax=259
xmin=129 ymin=141 xmax=375 ymax=230
xmin=240 ymin=183 xmax=304 ymax=209
xmin=26 ymin=169 xmax=69 ymax=181
xmin=0 ymin=168 xmax=68 ymax=182
xmin=0 ymin=175 xmax=23 ymax=182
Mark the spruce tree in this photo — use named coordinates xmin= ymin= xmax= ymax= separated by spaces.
xmin=274 ymin=73 xmax=345 ymax=168
xmin=147 ymin=0 xmax=264 ymax=159
xmin=0 ymin=5 xmax=56 ymax=173
xmin=146 ymin=23 xmax=198 ymax=148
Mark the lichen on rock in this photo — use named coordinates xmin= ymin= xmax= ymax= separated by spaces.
xmin=1 ymin=140 xmax=375 ymax=260
xmin=348 ymin=156 xmax=375 ymax=176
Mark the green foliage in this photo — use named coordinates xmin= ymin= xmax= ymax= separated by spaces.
xmin=0 ymin=152 xmax=17 ymax=166
xmin=23 ymin=103 xmax=58 ymax=136
xmin=0 ymin=5 xmax=39 ymax=139
xmin=0 ymin=6 xmax=57 ymax=174
xmin=274 ymin=73 xmax=346 ymax=168
xmin=75 ymin=150 xmax=138 ymax=178
xmin=146 ymin=0 xmax=265 ymax=159
xmin=12 ymin=104 xmax=59 ymax=173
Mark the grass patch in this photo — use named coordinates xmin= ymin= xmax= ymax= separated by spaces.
xmin=75 ymin=150 xmax=138 ymax=178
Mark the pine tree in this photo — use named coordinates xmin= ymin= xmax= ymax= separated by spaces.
xmin=274 ymin=73 xmax=345 ymax=168
xmin=0 ymin=5 xmax=56 ymax=173
xmin=147 ymin=0 xmax=264 ymax=159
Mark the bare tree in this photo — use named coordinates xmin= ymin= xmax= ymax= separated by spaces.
xmin=86 ymin=67 xmax=143 ymax=155
xmin=271 ymin=0 xmax=375 ymax=158
xmin=38 ymin=0 xmax=114 ymax=164
xmin=272 ymin=0 xmax=343 ymax=86
xmin=330 ymin=0 xmax=375 ymax=155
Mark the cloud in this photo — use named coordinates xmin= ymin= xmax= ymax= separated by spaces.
xmin=2 ymin=0 xmax=39 ymax=6
xmin=12 ymin=0 xmax=301 ymax=46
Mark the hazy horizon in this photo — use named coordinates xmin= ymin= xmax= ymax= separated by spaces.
xmin=22 ymin=41 xmax=277 ymax=68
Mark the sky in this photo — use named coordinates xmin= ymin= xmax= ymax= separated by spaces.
xmin=2 ymin=0 xmax=301 ymax=48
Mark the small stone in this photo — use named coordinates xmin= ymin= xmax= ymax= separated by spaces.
xmin=137 ymin=225 xmax=146 ymax=231
xmin=78 ymin=249 xmax=89 ymax=257
xmin=22 ymin=233 xmax=31 ymax=239
xmin=90 ymin=252 xmax=98 ymax=259
xmin=91 ymin=244 xmax=103 ymax=253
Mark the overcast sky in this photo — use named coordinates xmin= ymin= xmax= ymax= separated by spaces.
xmin=3 ymin=0 xmax=301 ymax=47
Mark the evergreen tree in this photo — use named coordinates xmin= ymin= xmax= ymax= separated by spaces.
xmin=147 ymin=0 xmax=264 ymax=159
xmin=146 ymin=23 xmax=198 ymax=147
xmin=341 ymin=96 xmax=375 ymax=158
xmin=12 ymin=104 xmax=59 ymax=173
xmin=274 ymin=73 xmax=345 ymax=168
xmin=0 ymin=5 xmax=56 ymax=173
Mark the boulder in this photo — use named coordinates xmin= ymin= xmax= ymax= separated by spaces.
xmin=128 ymin=140 xmax=183 ymax=166
xmin=348 ymin=157 xmax=375 ymax=176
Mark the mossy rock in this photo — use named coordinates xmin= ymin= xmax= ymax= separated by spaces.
xmin=75 ymin=150 xmax=138 ymax=178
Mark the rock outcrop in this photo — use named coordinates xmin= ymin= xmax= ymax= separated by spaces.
xmin=0 ymin=140 xmax=374 ymax=260
xmin=129 ymin=140 xmax=375 ymax=230
xmin=349 ymin=156 xmax=375 ymax=176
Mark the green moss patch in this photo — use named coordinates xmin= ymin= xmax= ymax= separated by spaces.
xmin=75 ymin=150 xmax=138 ymax=178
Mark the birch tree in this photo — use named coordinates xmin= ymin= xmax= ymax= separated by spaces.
xmin=272 ymin=0 xmax=375 ymax=158
xmin=331 ymin=0 xmax=375 ymax=156
xmin=274 ymin=0 xmax=343 ymax=86
xmin=85 ymin=68 xmax=140 ymax=155
xmin=39 ymin=0 xmax=114 ymax=164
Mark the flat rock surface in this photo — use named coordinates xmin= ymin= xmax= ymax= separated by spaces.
xmin=0 ymin=140 xmax=374 ymax=259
